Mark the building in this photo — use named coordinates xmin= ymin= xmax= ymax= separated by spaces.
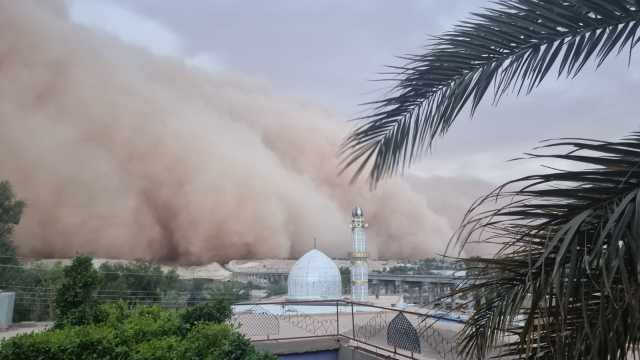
xmin=350 ymin=206 xmax=368 ymax=301
xmin=287 ymin=249 xmax=342 ymax=300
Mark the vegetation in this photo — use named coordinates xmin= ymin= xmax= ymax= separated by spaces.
xmin=0 ymin=180 xmax=24 ymax=272
xmin=1 ymin=250 xmax=274 ymax=359
xmin=208 ymin=280 xmax=252 ymax=303
xmin=340 ymin=1 xmax=640 ymax=358
xmin=452 ymin=137 xmax=640 ymax=359
xmin=341 ymin=0 xmax=640 ymax=185
xmin=380 ymin=258 xmax=460 ymax=275
xmin=5 ymin=255 xmax=257 ymax=323
xmin=180 ymin=299 xmax=233 ymax=331
xmin=0 ymin=302 xmax=276 ymax=360
xmin=417 ymin=257 xmax=463 ymax=272
xmin=0 ymin=181 xmax=54 ymax=322
xmin=339 ymin=266 xmax=351 ymax=294
xmin=0 ymin=180 xmax=273 ymax=358
xmin=98 ymin=261 xmax=179 ymax=305
xmin=385 ymin=265 xmax=413 ymax=275
xmin=265 ymin=280 xmax=287 ymax=297
xmin=54 ymin=256 xmax=102 ymax=327
xmin=13 ymin=262 xmax=65 ymax=322
xmin=0 ymin=181 xmax=24 ymax=258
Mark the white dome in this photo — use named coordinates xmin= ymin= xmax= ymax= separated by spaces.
xmin=287 ymin=249 xmax=342 ymax=300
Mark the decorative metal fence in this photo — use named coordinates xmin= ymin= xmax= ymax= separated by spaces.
xmin=232 ymin=300 xmax=463 ymax=360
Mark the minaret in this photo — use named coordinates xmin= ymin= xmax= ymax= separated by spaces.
xmin=350 ymin=206 xmax=368 ymax=302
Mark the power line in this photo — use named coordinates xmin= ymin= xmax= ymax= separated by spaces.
xmin=0 ymin=263 xmax=182 ymax=277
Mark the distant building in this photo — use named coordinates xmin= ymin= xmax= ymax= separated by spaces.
xmin=287 ymin=249 xmax=342 ymax=300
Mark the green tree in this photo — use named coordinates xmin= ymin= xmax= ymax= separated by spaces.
xmin=340 ymin=1 xmax=640 ymax=359
xmin=185 ymin=278 xmax=209 ymax=305
xmin=339 ymin=266 xmax=351 ymax=294
xmin=208 ymin=280 xmax=251 ymax=303
xmin=416 ymin=258 xmax=451 ymax=274
xmin=451 ymin=138 xmax=640 ymax=359
xmin=386 ymin=265 xmax=413 ymax=275
xmin=181 ymin=299 xmax=233 ymax=332
xmin=341 ymin=1 xmax=640 ymax=185
xmin=98 ymin=261 xmax=178 ymax=305
xmin=55 ymin=256 xmax=102 ymax=327
xmin=14 ymin=263 xmax=65 ymax=322
xmin=0 ymin=181 xmax=41 ymax=322
xmin=0 ymin=237 xmax=17 ymax=267
xmin=0 ymin=180 xmax=24 ymax=269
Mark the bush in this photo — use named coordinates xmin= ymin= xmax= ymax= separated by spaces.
xmin=118 ymin=306 xmax=182 ymax=347
xmin=0 ymin=303 xmax=276 ymax=360
xmin=180 ymin=299 xmax=232 ymax=333
xmin=181 ymin=323 xmax=275 ymax=360
xmin=0 ymin=325 xmax=125 ymax=360
xmin=131 ymin=336 xmax=185 ymax=360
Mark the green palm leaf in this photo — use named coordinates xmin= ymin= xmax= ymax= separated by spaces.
xmin=341 ymin=0 xmax=640 ymax=185
xmin=451 ymin=133 xmax=640 ymax=359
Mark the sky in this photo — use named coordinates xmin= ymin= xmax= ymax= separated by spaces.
xmin=68 ymin=0 xmax=640 ymax=184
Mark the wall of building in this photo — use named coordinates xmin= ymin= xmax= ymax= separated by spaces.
xmin=279 ymin=350 xmax=338 ymax=360
xmin=337 ymin=347 xmax=385 ymax=360
xmin=254 ymin=338 xmax=385 ymax=360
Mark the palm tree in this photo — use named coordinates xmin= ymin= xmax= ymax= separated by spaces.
xmin=339 ymin=1 xmax=640 ymax=359
xmin=453 ymin=135 xmax=640 ymax=359
xmin=341 ymin=0 xmax=640 ymax=185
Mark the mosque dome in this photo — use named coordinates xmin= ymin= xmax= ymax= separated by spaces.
xmin=287 ymin=249 xmax=342 ymax=300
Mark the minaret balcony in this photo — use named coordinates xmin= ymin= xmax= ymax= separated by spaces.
xmin=351 ymin=251 xmax=368 ymax=259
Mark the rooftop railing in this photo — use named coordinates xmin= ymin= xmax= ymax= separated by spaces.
xmin=232 ymin=299 xmax=463 ymax=360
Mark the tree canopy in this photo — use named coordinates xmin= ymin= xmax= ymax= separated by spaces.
xmin=0 ymin=180 xmax=24 ymax=266
xmin=341 ymin=0 xmax=640 ymax=185
xmin=452 ymin=135 xmax=640 ymax=359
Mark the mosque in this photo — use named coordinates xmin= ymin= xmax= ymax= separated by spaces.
xmin=287 ymin=206 xmax=368 ymax=301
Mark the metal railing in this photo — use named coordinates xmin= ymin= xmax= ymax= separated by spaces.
xmin=232 ymin=299 xmax=463 ymax=360
xmin=6 ymin=284 xmax=463 ymax=359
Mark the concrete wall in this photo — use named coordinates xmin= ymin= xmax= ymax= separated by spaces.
xmin=337 ymin=346 xmax=386 ymax=360
xmin=254 ymin=338 xmax=385 ymax=360
xmin=254 ymin=338 xmax=340 ymax=357
xmin=279 ymin=350 xmax=338 ymax=360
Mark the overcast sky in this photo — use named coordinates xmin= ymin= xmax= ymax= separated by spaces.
xmin=69 ymin=0 xmax=640 ymax=184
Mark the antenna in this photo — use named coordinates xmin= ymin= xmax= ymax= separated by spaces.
xmin=313 ymin=237 xmax=317 ymax=249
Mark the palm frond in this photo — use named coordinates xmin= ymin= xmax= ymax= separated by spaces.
xmin=340 ymin=0 xmax=640 ymax=185
xmin=450 ymin=133 xmax=640 ymax=359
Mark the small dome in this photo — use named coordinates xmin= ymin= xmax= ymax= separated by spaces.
xmin=352 ymin=207 xmax=364 ymax=217
xmin=287 ymin=249 xmax=342 ymax=300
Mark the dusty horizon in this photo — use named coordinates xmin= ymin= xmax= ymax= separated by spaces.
xmin=0 ymin=1 xmax=493 ymax=265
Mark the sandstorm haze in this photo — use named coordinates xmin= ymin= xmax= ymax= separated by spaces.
xmin=0 ymin=0 xmax=491 ymax=264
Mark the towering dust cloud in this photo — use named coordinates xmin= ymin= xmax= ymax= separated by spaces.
xmin=0 ymin=1 xmax=488 ymax=264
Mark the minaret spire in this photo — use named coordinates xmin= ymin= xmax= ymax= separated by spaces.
xmin=350 ymin=206 xmax=368 ymax=302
